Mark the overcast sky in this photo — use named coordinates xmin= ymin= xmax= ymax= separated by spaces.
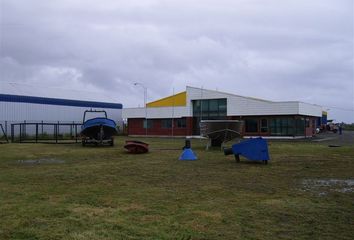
xmin=0 ymin=0 xmax=353 ymax=122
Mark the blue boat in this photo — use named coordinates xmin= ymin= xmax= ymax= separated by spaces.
xmin=81 ymin=110 xmax=117 ymax=146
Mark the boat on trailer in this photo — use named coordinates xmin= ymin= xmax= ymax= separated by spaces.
xmin=81 ymin=110 xmax=117 ymax=146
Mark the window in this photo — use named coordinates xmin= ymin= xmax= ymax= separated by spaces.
xmin=176 ymin=118 xmax=186 ymax=128
xmin=295 ymin=118 xmax=305 ymax=135
xmin=270 ymin=118 xmax=295 ymax=136
xmin=305 ymin=118 xmax=310 ymax=128
xmin=161 ymin=119 xmax=172 ymax=128
xmin=218 ymin=99 xmax=227 ymax=116
xmin=143 ymin=119 xmax=153 ymax=129
xmin=245 ymin=119 xmax=258 ymax=133
xmin=192 ymin=100 xmax=201 ymax=116
xmin=209 ymin=99 xmax=219 ymax=117
xmin=192 ymin=98 xmax=227 ymax=119
xmin=260 ymin=119 xmax=268 ymax=132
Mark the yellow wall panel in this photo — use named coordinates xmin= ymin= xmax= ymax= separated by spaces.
xmin=147 ymin=91 xmax=186 ymax=107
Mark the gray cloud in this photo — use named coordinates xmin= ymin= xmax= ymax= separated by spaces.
xmin=0 ymin=0 xmax=353 ymax=122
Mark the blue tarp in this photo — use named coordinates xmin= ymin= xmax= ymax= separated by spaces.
xmin=232 ymin=138 xmax=270 ymax=161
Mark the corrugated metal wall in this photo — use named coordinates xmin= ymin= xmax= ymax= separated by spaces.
xmin=186 ymin=86 xmax=322 ymax=117
xmin=0 ymin=101 xmax=122 ymax=135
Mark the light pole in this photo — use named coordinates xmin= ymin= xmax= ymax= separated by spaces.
xmin=134 ymin=82 xmax=147 ymax=136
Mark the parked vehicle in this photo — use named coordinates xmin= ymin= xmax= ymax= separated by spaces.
xmin=317 ymin=122 xmax=338 ymax=133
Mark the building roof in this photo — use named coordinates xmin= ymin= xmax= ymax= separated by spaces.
xmin=186 ymin=86 xmax=274 ymax=103
xmin=123 ymin=86 xmax=323 ymax=119
xmin=0 ymin=82 xmax=118 ymax=103
xmin=146 ymin=91 xmax=187 ymax=107
xmin=0 ymin=94 xmax=122 ymax=109
xmin=0 ymin=82 xmax=122 ymax=108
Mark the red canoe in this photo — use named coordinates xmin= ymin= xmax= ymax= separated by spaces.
xmin=124 ymin=140 xmax=149 ymax=154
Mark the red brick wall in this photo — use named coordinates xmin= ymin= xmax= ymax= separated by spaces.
xmin=128 ymin=116 xmax=317 ymax=137
xmin=128 ymin=117 xmax=193 ymax=136
xmin=305 ymin=117 xmax=316 ymax=137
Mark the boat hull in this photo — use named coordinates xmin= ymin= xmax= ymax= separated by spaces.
xmin=81 ymin=117 xmax=117 ymax=140
xmin=124 ymin=140 xmax=149 ymax=154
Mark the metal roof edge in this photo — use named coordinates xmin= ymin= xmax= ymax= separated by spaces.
xmin=0 ymin=94 xmax=123 ymax=109
xmin=186 ymin=86 xmax=274 ymax=103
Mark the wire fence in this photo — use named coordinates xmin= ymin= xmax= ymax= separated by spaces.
xmin=10 ymin=122 xmax=82 ymax=144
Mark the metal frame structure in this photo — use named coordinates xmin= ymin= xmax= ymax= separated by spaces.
xmin=199 ymin=120 xmax=244 ymax=149
xmin=11 ymin=122 xmax=82 ymax=144
xmin=0 ymin=124 xmax=9 ymax=143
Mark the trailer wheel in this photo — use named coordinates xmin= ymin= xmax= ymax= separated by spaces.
xmin=82 ymin=140 xmax=86 ymax=146
xmin=110 ymin=138 xmax=114 ymax=146
xmin=263 ymin=160 xmax=268 ymax=165
xmin=235 ymin=154 xmax=240 ymax=162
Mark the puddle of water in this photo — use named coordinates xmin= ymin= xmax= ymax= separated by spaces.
xmin=18 ymin=158 xmax=65 ymax=164
xmin=302 ymin=179 xmax=354 ymax=194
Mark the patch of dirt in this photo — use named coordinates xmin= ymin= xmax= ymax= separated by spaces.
xmin=193 ymin=210 xmax=222 ymax=221
xmin=71 ymin=205 xmax=114 ymax=217
xmin=18 ymin=158 xmax=65 ymax=164
xmin=120 ymin=203 xmax=146 ymax=212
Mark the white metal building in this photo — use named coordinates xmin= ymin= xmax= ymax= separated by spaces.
xmin=123 ymin=86 xmax=323 ymax=137
xmin=0 ymin=83 xmax=123 ymax=135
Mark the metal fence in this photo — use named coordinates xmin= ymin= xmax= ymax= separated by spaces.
xmin=0 ymin=124 xmax=9 ymax=143
xmin=11 ymin=122 xmax=82 ymax=143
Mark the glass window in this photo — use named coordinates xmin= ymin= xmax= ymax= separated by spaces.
xmin=192 ymin=100 xmax=201 ymax=116
xmin=260 ymin=119 xmax=268 ymax=132
xmin=143 ymin=119 xmax=153 ymax=129
xmin=201 ymin=100 xmax=209 ymax=111
xmin=281 ymin=118 xmax=288 ymax=135
xmin=192 ymin=98 xmax=227 ymax=119
xmin=295 ymin=118 xmax=305 ymax=135
xmin=287 ymin=118 xmax=295 ymax=135
xmin=271 ymin=119 xmax=278 ymax=135
xmin=162 ymin=119 xmax=172 ymax=128
xmin=209 ymin=99 xmax=219 ymax=117
xmin=245 ymin=119 xmax=258 ymax=133
xmin=176 ymin=118 xmax=186 ymax=128
xmin=270 ymin=118 xmax=296 ymax=136
xmin=218 ymin=99 xmax=227 ymax=116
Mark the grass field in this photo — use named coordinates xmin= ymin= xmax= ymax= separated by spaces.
xmin=0 ymin=137 xmax=353 ymax=240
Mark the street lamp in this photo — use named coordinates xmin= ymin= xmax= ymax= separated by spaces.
xmin=134 ymin=82 xmax=147 ymax=136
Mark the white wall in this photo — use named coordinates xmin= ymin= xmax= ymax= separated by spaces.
xmin=187 ymin=86 xmax=322 ymax=117
xmin=0 ymin=102 xmax=122 ymax=122
xmin=122 ymin=86 xmax=323 ymax=120
xmin=298 ymin=102 xmax=322 ymax=117
xmin=123 ymin=106 xmax=190 ymax=119
xmin=0 ymin=101 xmax=122 ymax=135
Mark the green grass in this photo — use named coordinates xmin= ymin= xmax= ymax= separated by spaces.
xmin=0 ymin=137 xmax=353 ymax=240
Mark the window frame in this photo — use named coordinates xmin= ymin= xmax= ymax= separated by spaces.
xmin=176 ymin=118 xmax=187 ymax=128
xmin=143 ymin=119 xmax=153 ymax=129
xmin=161 ymin=119 xmax=173 ymax=129
xmin=245 ymin=118 xmax=259 ymax=133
